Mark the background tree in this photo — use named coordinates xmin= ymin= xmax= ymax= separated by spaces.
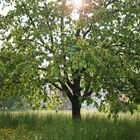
xmin=0 ymin=0 xmax=139 ymax=120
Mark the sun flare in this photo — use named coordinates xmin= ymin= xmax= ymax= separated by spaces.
xmin=72 ymin=0 xmax=83 ymax=8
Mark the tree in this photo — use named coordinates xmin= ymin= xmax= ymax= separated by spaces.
xmin=0 ymin=0 xmax=139 ymax=120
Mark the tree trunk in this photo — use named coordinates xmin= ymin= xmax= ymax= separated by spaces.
xmin=71 ymin=97 xmax=81 ymax=121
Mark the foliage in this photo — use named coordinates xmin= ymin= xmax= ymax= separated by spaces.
xmin=0 ymin=0 xmax=140 ymax=118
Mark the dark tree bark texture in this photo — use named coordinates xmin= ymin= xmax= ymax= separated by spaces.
xmin=71 ymin=96 xmax=81 ymax=121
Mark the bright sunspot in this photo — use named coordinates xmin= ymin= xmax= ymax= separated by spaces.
xmin=72 ymin=0 xmax=83 ymax=8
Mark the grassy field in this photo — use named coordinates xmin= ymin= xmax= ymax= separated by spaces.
xmin=0 ymin=110 xmax=140 ymax=140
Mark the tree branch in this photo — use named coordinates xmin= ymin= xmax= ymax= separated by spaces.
xmin=104 ymin=0 xmax=118 ymax=8
xmin=75 ymin=28 xmax=81 ymax=37
xmin=51 ymin=83 xmax=62 ymax=91
xmin=83 ymin=24 xmax=93 ymax=38
xmin=46 ymin=21 xmax=54 ymax=45
xmin=60 ymin=81 xmax=74 ymax=102
xmin=66 ymin=79 xmax=73 ymax=90
xmin=22 ymin=3 xmax=36 ymax=27
xmin=84 ymin=82 xmax=91 ymax=96
xmin=44 ymin=79 xmax=62 ymax=91
xmin=38 ymin=67 xmax=47 ymax=71
xmin=72 ymin=70 xmax=81 ymax=96
xmin=84 ymin=90 xmax=93 ymax=97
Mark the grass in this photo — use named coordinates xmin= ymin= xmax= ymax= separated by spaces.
xmin=0 ymin=110 xmax=140 ymax=140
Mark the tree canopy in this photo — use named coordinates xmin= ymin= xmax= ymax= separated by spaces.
xmin=0 ymin=0 xmax=140 ymax=119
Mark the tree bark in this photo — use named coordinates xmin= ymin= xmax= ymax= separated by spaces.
xmin=71 ymin=97 xmax=81 ymax=121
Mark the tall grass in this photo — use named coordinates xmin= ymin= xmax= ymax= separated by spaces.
xmin=0 ymin=110 xmax=140 ymax=140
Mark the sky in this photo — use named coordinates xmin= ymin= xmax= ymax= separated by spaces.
xmin=0 ymin=1 xmax=15 ymax=16
xmin=0 ymin=0 xmax=83 ymax=16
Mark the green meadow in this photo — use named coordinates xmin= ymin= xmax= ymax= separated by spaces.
xmin=0 ymin=111 xmax=140 ymax=140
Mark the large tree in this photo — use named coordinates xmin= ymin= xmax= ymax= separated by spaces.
xmin=0 ymin=0 xmax=139 ymax=120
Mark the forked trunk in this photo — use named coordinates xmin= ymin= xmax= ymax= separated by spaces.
xmin=71 ymin=97 xmax=81 ymax=121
